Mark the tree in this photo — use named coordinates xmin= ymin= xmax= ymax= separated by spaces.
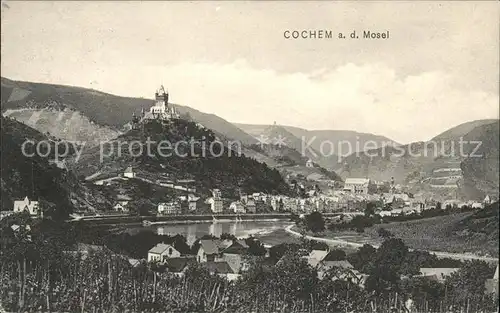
xmin=445 ymin=260 xmax=495 ymax=306
xmin=347 ymin=244 xmax=377 ymax=273
xmin=269 ymin=243 xmax=302 ymax=263
xmin=350 ymin=215 xmax=373 ymax=231
xmin=364 ymin=202 xmax=376 ymax=217
xmin=365 ymin=238 xmax=409 ymax=295
xmin=305 ymin=212 xmax=325 ymax=233
xmin=309 ymin=241 xmax=329 ymax=251
xmin=377 ymin=227 xmax=393 ymax=239
xmin=245 ymin=237 xmax=267 ymax=256
xmin=273 ymin=253 xmax=319 ymax=302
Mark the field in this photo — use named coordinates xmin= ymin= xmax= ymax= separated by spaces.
xmin=289 ymin=212 xmax=498 ymax=257
xmin=256 ymin=228 xmax=303 ymax=246
xmin=324 ymin=212 xmax=498 ymax=257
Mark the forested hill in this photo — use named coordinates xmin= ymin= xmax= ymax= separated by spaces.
xmin=71 ymin=118 xmax=292 ymax=198
xmin=0 ymin=116 xmax=110 ymax=218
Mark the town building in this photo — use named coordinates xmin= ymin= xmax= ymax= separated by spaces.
xmin=13 ymin=196 xmax=42 ymax=217
xmin=158 ymin=202 xmax=182 ymax=215
xmin=245 ymin=199 xmax=256 ymax=213
xmin=221 ymin=241 xmax=250 ymax=274
xmin=208 ymin=189 xmax=224 ymax=213
xmin=147 ymin=243 xmax=181 ymax=263
xmin=197 ymin=239 xmax=227 ymax=263
xmin=188 ymin=194 xmax=200 ymax=212
xmin=113 ymin=202 xmax=127 ymax=212
xmin=229 ymin=201 xmax=246 ymax=214
xmin=343 ymin=178 xmax=373 ymax=194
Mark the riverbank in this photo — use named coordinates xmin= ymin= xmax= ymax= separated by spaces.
xmin=75 ymin=213 xmax=298 ymax=226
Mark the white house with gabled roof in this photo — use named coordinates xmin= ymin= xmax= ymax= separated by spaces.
xmin=147 ymin=243 xmax=180 ymax=263
xmin=13 ymin=196 xmax=42 ymax=217
xmin=123 ymin=166 xmax=136 ymax=178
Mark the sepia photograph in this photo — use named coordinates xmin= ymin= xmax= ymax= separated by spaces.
xmin=1 ymin=1 xmax=499 ymax=312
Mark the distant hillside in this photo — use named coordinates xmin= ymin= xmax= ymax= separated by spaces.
xmin=460 ymin=121 xmax=499 ymax=199
xmin=432 ymin=119 xmax=498 ymax=141
xmin=0 ymin=116 xmax=110 ymax=218
xmin=235 ymin=123 xmax=342 ymax=169
xmin=70 ymin=119 xmax=292 ymax=199
xmin=1 ymin=77 xmax=255 ymax=146
xmin=236 ymin=124 xmax=343 ymax=182
xmin=236 ymin=123 xmax=399 ymax=154
xmin=259 ymin=124 xmax=321 ymax=161
xmin=339 ymin=120 xmax=499 ymax=200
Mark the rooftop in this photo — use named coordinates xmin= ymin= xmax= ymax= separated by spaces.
xmin=148 ymin=243 xmax=176 ymax=255
xmin=199 ymin=239 xmax=221 ymax=255
xmin=320 ymin=260 xmax=354 ymax=270
xmin=202 ymin=261 xmax=235 ymax=274
xmin=303 ymin=250 xmax=329 ymax=267
xmin=165 ymin=257 xmax=196 ymax=272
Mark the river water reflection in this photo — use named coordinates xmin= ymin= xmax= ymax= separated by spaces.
xmin=126 ymin=220 xmax=294 ymax=246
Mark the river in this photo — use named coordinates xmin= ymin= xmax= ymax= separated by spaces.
xmin=124 ymin=220 xmax=295 ymax=246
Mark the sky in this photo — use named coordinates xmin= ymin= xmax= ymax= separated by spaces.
xmin=1 ymin=1 xmax=499 ymax=144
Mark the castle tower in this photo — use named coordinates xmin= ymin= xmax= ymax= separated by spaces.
xmin=155 ymin=85 xmax=169 ymax=110
xmin=149 ymin=85 xmax=178 ymax=120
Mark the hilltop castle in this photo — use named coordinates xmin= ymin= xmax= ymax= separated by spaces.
xmin=133 ymin=86 xmax=179 ymax=127
xmin=149 ymin=85 xmax=179 ymax=120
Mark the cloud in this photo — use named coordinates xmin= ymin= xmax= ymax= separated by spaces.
xmin=110 ymin=61 xmax=496 ymax=144
xmin=1 ymin=2 xmax=497 ymax=144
